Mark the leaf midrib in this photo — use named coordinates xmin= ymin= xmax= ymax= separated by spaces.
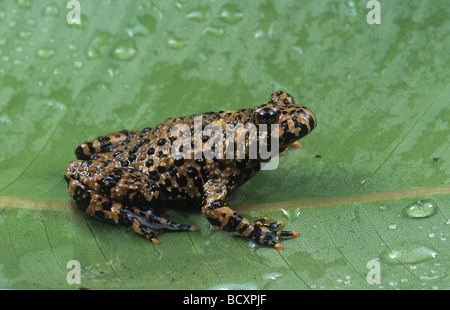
xmin=1 ymin=186 xmax=449 ymax=212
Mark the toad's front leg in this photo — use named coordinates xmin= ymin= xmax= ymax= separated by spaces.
xmin=201 ymin=178 xmax=298 ymax=249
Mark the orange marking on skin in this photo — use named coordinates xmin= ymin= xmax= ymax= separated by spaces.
xmin=274 ymin=243 xmax=283 ymax=250
xmin=292 ymin=141 xmax=301 ymax=148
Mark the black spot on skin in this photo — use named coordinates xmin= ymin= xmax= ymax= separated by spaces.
xmin=121 ymin=160 xmax=129 ymax=167
xmin=283 ymin=132 xmax=297 ymax=142
xmin=145 ymin=159 xmax=154 ymax=167
xmin=169 ymin=187 xmax=180 ymax=197
xmin=167 ymin=166 xmax=177 ymax=177
xmin=147 ymin=147 xmax=155 ymax=156
xmin=137 ymin=139 xmax=149 ymax=147
xmin=130 ymin=146 xmax=138 ymax=154
xmin=218 ymin=161 xmax=226 ymax=172
xmin=237 ymin=222 xmax=250 ymax=234
xmin=222 ymin=213 xmax=244 ymax=232
xmin=75 ymin=145 xmax=90 ymax=160
xmin=174 ymin=157 xmax=185 ymax=167
xmin=157 ymin=138 xmax=166 ymax=146
xmin=195 ymin=158 xmax=206 ymax=167
xmin=294 ymin=121 xmax=309 ymax=134
xmin=176 ymin=174 xmax=188 ymax=187
xmin=97 ymin=176 xmax=117 ymax=196
xmin=128 ymin=154 xmax=137 ymax=162
xmin=186 ymin=167 xmax=198 ymax=178
xmin=158 ymin=151 xmax=167 ymax=158
xmin=101 ymin=201 xmax=112 ymax=210
xmin=157 ymin=166 xmax=166 ymax=173
xmin=112 ymin=167 xmax=123 ymax=178
xmin=86 ymin=142 xmax=96 ymax=155
xmin=80 ymin=161 xmax=92 ymax=168
xmin=193 ymin=176 xmax=203 ymax=188
xmin=73 ymin=186 xmax=91 ymax=211
xmin=142 ymin=127 xmax=151 ymax=132
xmin=207 ymin=217 xmax=222 ymax=228
xmin=148 ymin=170 xmax=160 ymax=181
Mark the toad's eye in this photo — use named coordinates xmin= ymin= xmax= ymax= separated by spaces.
xmin=255 ymin=107 xmax=279 ymax=125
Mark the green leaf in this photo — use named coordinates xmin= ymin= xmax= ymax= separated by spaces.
xmin=0 ymin=0 xmax=449 ymax=289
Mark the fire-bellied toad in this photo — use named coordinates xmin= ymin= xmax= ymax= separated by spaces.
xmin=64 ymin=91 xmax=316 ymax=249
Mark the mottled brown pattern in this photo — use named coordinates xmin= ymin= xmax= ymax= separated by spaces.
xmin=64 ymin=91 xmax=316 ymax=249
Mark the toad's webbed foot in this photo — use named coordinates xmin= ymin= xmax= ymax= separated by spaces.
xmin=202 ymin=179 xmax=298 ymax=249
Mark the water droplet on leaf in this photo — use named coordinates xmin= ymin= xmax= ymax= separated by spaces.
xmin=381 ymin=244 xmax=438 ymax=264
xmin=111 ymin=39 xmax=137 ymax=61
xmin=35 ymin=47 xmax=55 ymax=59
xmin=404 ymin=200 xmax=436 ymax=218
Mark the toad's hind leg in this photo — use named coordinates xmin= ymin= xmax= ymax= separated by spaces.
xmin=67 ymin=179 xmax=197 ymax=244
xmin=75 ymin=129 xmax=139 ymax=160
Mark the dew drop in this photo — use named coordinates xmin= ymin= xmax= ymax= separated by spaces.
xmin=263 ymin=272 xmax=282 ymax=281
xmin=8 ymin=20 xmax=17 ymax=28
xmin=111 ymin=39 xmax=137 ymax=61
xmin=203 ymin=27 xmax=224 ymax=37
xmin=388 ymin=223 xmax=397 ymax=230
xmin=166 ymin=36 xmax=188 ymax=50
xmin=280 ymin=208 xmax=291 ymax=220
xmin=68 ymin=43 xmax=78 ymax=52
xmin=186 ymin=11 xmax=205 ymax=22
xmin=86 ymin=32 xmax=112 ymax=60
xmin=379 ymin=205 xmax=388 ymax=211
xmin=35 ymin=47 xmax=55 ymax=59
xmin=19 ymin=31 xmax=31 ymax=40
xmin=16 ymin=0 xmax=31 ymax=9
xmin=219 ymin=6 xmax=244 ymax=24
xmin=381 ymin=244 xmax=438 ymax=265
xmin=42 ymin=4 xmax=58 ymax=16
xmin=404 ymin=200 xmax=437 ymax=218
